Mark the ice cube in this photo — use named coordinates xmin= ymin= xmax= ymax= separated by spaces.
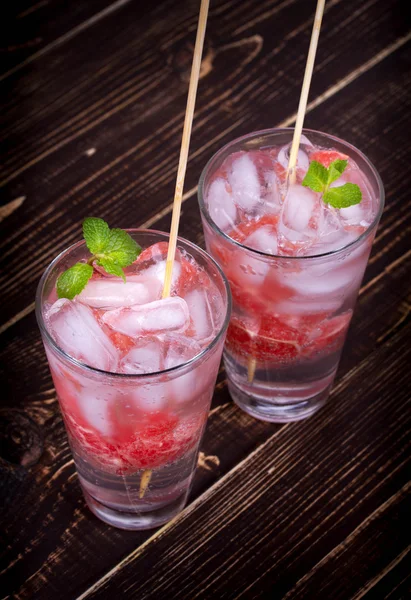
xmin=163 ymin=335 xmax=202 ymax=404
xmin=184 ymin=288 xmax=215 ymax=342
xmin=48 ymin=299 xmax=119 ymax=371
xmin=329 ymin=175 xmax=348 ymax=189
xmin=131 ymin=383 xmax=168 ymax=413
xmin=141 ymin=258 xmax=181 ymax=293
xmin=246 ymin=225 xmax=278 ymax=255
xmin=77 ymin=385 xmax=117 ymax=436
xmin=339 ymin=199 xmax=369 ymax=227
xmin=228 ymin=154 xmax=261 ymax=211
xmin=207 ymin=178 xmax=237 ymax=231
xmin=229 ymin=245 xmax=270 ymax=290
xmin=121 ymin=337 xmax=165 ymax=374
xmin=318 ymin=202 xmax=342 ymax=233
xmin=262 ymin=171 xmax=281 ymax=214
xmin=312 ymin=232 xmax=370 ymax=268
xmin=275 ymin=296 xmax=342 ymax=315
xmin=308 ymin=203 xmax=346 ymax=252
xmin=299 ymin=134 xmax=314 ymax=148
xmin=307 ymin=228 xmax=360 ymax=255
xmin=282 ymin=184 xmax=317 ymax=232
xmin=164 ymin=334 xmax=202 ymax=368
xmin=278 ymin=145 xmax=310 ymax=172
xmin=77 ymin=277 xmax=161 ymax=308
xmin=284 ymin=264 xmax=357 ymax=297
xmin=102 ymin=297 xmax=190 ymax=337
xmin=339 ymin=203 xmax=364 ymax=222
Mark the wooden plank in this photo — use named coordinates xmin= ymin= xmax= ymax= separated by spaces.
xmin=281 ymin=492 xmax=410 ymax=600
xmin=77 ymin=323 xmax=411 ymax=599
xmin=0 ymin=0 xmax=131 ymax=76
xmin=1 ymin=37 xmax=410 ymax=599
xmin=0 ymin=0 xmax=408 ymax=326
xmin=356 ymin=549 xmax=411 ymax=600
xmin=1 ymin=202 xmax=409 ymax=599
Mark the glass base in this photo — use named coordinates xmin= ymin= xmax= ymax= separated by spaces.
xmin=83 ymin=487 xmax=188 ymax=530
xmin=228 ymin=379 xmax=331 ymax=423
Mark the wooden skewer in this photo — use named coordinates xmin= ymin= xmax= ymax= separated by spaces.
xmin=247 ymin=356 xmax=257 ymax=383
xmin=139 ymin=0 xmax=209 ymax=500
xmin=162 ymin=0 xmax=210 ymax=299
xmin=287 ymin=0 xmax=326 ymax=184
xmin=139 ymin=468 xmax=152 ymax=499
xmin=248 ymin=0 xmax=326 ymax=384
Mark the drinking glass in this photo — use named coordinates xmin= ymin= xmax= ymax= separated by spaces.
xmin=36 ymin=230 xmax=231 ymax=529
xmin=198 ymin=129 xmax=384 ymax=422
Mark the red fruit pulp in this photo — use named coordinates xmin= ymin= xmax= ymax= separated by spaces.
xmin=226 ymin=315 xmax=303 ymax=364
xmin=310 ymin=150 xmax=349 ymax=168
xmin=226 ymin=310 xmax=352 ymax=366
xmin=53 ymin=370 xmax=202 ymax=473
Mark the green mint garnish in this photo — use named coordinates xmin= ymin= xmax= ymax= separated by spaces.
xmin=56 ymin=263 xmax=94 ymax=300
xmin=56 ymin=217 xmax=141 ymax=299
xmin=82 ymin=217 xmax=110 ymax=254
xmin=327 ymin=159 xmax=347 ymax=185
xmin=302 ymin=158 xmax=362 ymax=209
xmin=99 ymin=228 xmax=140 ymax=271
xmin=300 ymin=160 xmax=328 ymax=192
xmin=324 ymin=182 xmax=362 ymax=208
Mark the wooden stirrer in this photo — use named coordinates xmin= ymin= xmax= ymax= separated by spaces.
xmin=162 ymin=0 xmax=210 ymax=299
xmin=139 ymin=0 xmax=210 ymax=500
xmin=287 ymin=0 xmax=326 ymax=184
xmin=248 ymin=0 xmax=326 ymax=385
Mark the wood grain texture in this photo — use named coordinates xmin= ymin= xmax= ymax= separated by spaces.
xmin=0 ymin=0 xmax=408 ymax=325
xmin=1 ymin=0 xmax=410 ymax=598
xmin=79 ymin=324 xmax=411 ymax=600
xmin=0 ymin=0 xmax=131 ymax=77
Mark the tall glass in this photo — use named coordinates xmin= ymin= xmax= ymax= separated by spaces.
xmin=198 ymin=129 xmax=384 ymax=423
xmin=36 ymin=230 xmax=231 ymax=530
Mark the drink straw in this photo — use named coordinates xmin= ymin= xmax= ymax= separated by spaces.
xmin=287 ymin=0 xmax=326 ymax=184
xmin=248 ymin=0 xmax=326 ymax=385
xmin=139 ymin=0 xmax=210 ymax=500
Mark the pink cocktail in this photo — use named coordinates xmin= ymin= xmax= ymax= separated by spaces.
xmin=199 ymin=129 xmax=383 ymax=422
xmin=36 ymin=230 xmax=230 ymax=529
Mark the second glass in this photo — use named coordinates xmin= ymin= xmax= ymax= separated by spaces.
xmin=198 ymin=128 xmax=384 ymax=423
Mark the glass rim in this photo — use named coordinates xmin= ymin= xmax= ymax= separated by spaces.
xmin=35 ymin=228 xmax=232 ymax=380
xmin=198 ymin=127 xmax=385 ymax=261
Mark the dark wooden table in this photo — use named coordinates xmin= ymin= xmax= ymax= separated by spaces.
xmin=1 ymin=0 xmax=410 ymax=598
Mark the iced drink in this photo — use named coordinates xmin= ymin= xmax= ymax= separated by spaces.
xmin=36 ymin=230 xmax=230 ymax=529
xmin=198 ymin=129 xmax=383 ymax=422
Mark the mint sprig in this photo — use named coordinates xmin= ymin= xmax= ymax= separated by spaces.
xmin=56 ymin=263 xmax=93 ymax=300
xmin=56 ymin=218 xmax=141 ymax=299
xmin=302 ymin=158 xmax=362 ymax=209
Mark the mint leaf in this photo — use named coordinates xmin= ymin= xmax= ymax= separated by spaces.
xmin=56 ymin=220 xmax=141 ymax=300
xmin=302 ymin=160 xmax=328 ymax=192
xmin=56 ymin=263 xmax=93 ymax=300
xmin=83 ymin=217 xmax=110 ymax=255
xmin=323 ymin=183 xmax=362 ymax=208
xmin=97 ymin=228 xmax=140 ymax=267
xmin=98 ymin=259 xmax=126 ymax=282
xmin=302 ymin=157 xmax=362 ymax=209
xmin=327 ymin=159 xmax=348 ymax=185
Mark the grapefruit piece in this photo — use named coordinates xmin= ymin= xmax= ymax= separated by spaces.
xmin=226 ymin=314 xmax=303 ymax=364
xmin=302 ymin=311 xmax=352 ymax=356
xmin=310 ymin=150 xmax=349 ymax=168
